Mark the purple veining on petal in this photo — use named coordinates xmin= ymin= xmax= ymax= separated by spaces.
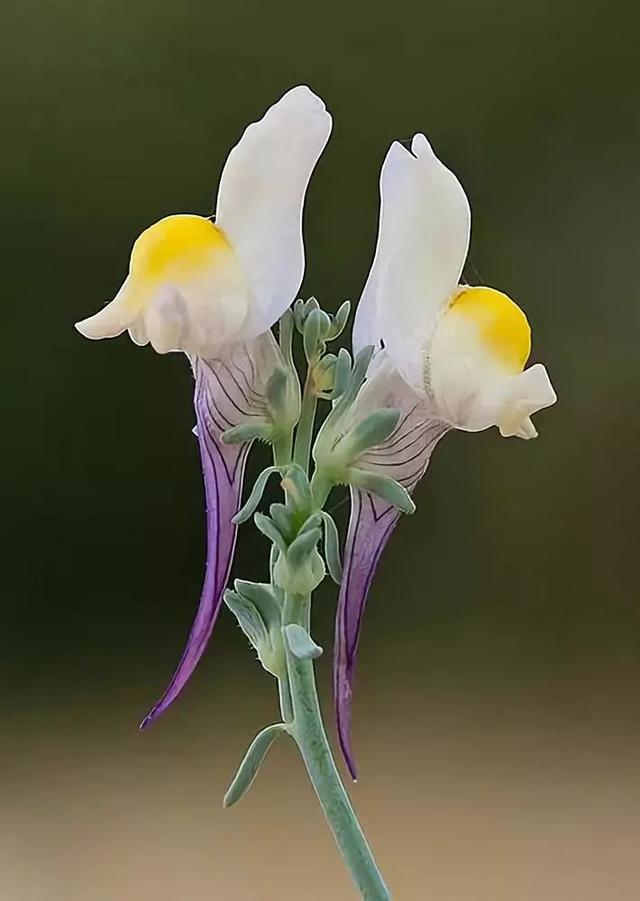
xmin=334 ymin=366 xmax=449 ymax=777
xmin=140 ymin=333 xmax=280 ymax=729
xmin=335 ymin=488 xmax=401 ymax=779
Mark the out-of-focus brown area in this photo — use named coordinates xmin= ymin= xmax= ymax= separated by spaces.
xmin=3 ymin=0 xmax=640 ymax=897
xmin=5 ymin=678 xmax=640 ymax=900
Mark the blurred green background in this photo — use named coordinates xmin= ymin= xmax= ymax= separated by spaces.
xmin=3 ymin=0 xmax=640 ymax=898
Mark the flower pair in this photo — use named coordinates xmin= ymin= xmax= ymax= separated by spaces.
xmin=76 ymin=86 xmax=555 ymax=772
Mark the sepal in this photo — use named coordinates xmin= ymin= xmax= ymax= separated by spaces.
xmin=312 ymin=345 xmax=375 ymax=465
xmin=312 ymin=353 xmax=337 ymax=395
xmin=347 ymin=469 xmax=415 ymax=514
xmin=265 ymin=366 xmax=301 ymax=439
xmin=221 ymin=421 xmax=274 ymax=444
xmin=320 ymin=511 xmax=342 ymax=584
xmin=303 ymin=308 xmax=332 ymax=363
xmin=335 ymin=409 xmax=401 ymax=463
xmin=326 ymin=300 xmax=350 ymax=341
xmin=332 ymin=348 xmax=352 ymax=400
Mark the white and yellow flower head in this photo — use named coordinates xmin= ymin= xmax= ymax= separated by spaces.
xmin=74 ymin=87 xmax=332 ymax=731
xmin=333 ymin=135 xmax=557 ymax=779
xmin=76 ymin=86 xmax=332 ymax=357
xmin=354 ymin=134 xmax=556 ymax=439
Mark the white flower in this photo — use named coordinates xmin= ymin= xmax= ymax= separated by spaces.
xmin=354 ymin=134 xmax=556 ymax=439
xmin=74 ymin=87 xmax=331 ymax=728
xmin=75 ymin=85 xmax=332 ymax=357
xmin=336 ymin=134 xmax=558 ymax=778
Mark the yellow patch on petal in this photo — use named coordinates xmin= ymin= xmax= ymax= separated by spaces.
xmin=448 ymin=286 xmax=531 ymax=372
xmin=131 ymin=215 xmax=231 ymax=278
xmin=75 ymin=213 xmax=248 ymax=353
xmin=126 ymin=214 xmax=232 ymax=305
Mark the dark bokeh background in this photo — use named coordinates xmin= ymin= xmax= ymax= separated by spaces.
xmin=3 ymin=1 xmax=640 ymax=898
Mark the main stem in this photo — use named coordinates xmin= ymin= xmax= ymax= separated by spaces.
xmin=273 ymin=367 xmax=390 ymax=900
xmin=292 ymin=370 xmax=318 ymax=471
xmin=283 ymin=593 xmax=391 ymax=900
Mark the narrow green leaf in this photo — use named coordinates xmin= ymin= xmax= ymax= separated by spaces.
xmin=321 ymin=511 xmax=342 ymax=583
xmin=224 ymin=590 xmax=269 ymax=651
xmin=269 ymin=543 xmax=280 ymax=582
xmin=284 ymin=623 xmax=323 ymax=660
xmin=287 ymin=527 xmax=322 ymax=568
xmin=347 ymin=469 xmax=416 ymax=514
xmin=233 ymin=466 xmax=281 ymax=525
xmin=254 ymin=513 xmax=288 ymax=553
xmin=269 ymin=503 xmax=293 ymax=541
xmin=297 ymin=513 xmax=322 ymax=536
xmin=234 ymin=580 xmax=282 ymax=627
xmin=223 ymin=723 xmax=287 ymax=808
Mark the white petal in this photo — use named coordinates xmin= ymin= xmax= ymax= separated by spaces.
xmin=128 ymin=317 xmax=149 ymax=347
xmin=354 ymin=136 xmax=471 ymax=391
xmin=143 ymin=287 xmax=186 ymax=355
xmin=216 ymin=86 xmax=332 ymax=339
xmin=497 ymin=364 xmax=557 ymax=439
xmin=75 ymin=278 xmax=134 ymax=340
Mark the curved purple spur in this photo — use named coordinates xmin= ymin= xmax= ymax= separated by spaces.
xmin=334 ymin=365 xmax=449 ymax=777
xmin=140 ymin=333 xmax=280 ymax=729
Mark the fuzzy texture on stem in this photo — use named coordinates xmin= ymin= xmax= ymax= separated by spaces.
xmin=282 ymin=592 xmax=391 ymax=899
xmin=268 ymin=338 xmax=390 ymax=898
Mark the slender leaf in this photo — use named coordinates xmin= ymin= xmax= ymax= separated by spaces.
xmin=223 ymin=724 xmax=287 ymax=808
xmin=287 ymin=528 xmax=322 ymax=568
xmin=233 ymin=466 xmax=281 ymax=524
xmin=254 ymin=512 xmax=288 ymax=552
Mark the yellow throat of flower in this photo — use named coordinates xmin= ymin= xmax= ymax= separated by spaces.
xmin=126 ymin=214 xmax=232 ymax=306
xmin=448 ymin=286 xmax=531 ymax=372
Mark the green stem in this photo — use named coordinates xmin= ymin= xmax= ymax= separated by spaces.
xmin=268 ymin=348 xmax=389 ymax=898
xmin=277 ymin=672 xmax=293 ymax=723
xmin=293 ymin=372 xmax=318 ymax=472
xmin=283 ymin=593 xmax=391 ymax=900
xmin=272 ymin=432 xmax=293 ymax=468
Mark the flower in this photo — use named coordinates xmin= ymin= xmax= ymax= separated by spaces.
xmin=335 ymin=134 xmax=556 ymax=777
xmin=75 ymin=86 xmax=332 ymax=727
